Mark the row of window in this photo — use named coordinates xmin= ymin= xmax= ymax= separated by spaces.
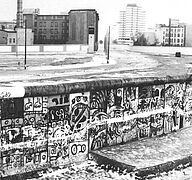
xmin=36 ymin=29 xmax=68 ymax=34
xmin=38 ymin=16 xmax=69 ymax=20
xmin=164 ymin=38 xmax=184 ymax=43
xmin=35 ymin=21 xmax=68 ymax=27
xmin=9 ymin=38 xmax=16 ymax=44
xmin=164 ymin=33 xmax=184 ymax=37
xmin=164 ymin=28 xmax=184 ymax=33
xmin=38 ymin=35 xmax=68 ymax=40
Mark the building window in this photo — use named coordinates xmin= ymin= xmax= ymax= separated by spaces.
xmin=50 ymin=35 xmax=54 ymax=40
xmin=51 ymin=22 xmax=54 ymax=27
xmin=34 ymin=22 xmax=37 ymax=27
xmin=62 ymin=29 xmax=65 ymax=34
xmin=44 ymin=22 xmax=46 ymax=27
xmin=9 ymin=38 xmax=12 ymax=44
xmin=39 ymin=29 xmax=42 ymax=34
xmin=178 ymin=34 xmax=180 ymax=37
xmin=43 ymin=29 xmax=46 ymax=34
xmin=177 ymin=39 xmax=180 ymax=43
xmin=39 ymin=22 xmax=42 ymax=27
xmin=13 ymin=38 xmax=15 ymax=43
xmin=55 ymin=22 xmax=58 ymax=27
xmin=62 ymin=22 xmax=65 ymax=27
xmin=51 ymin=29 xmax=53 ymax=34
xmin=55 ymin=29 xmax=58 ymax=34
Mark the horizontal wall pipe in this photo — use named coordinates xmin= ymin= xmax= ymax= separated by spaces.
xmin=24 ymin=75 xmax=192 ymax=97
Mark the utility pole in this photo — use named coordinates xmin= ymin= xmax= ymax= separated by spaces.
xmin=24 ymin=19 xmax=27 ymax=69
xmin=168 ymin=18 xmax=171 ymax=46
xmin=107 ymin=26 xmax=110 ymax=63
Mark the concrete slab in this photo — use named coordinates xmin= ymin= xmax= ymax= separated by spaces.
xmin=91 ymin=126 xmax=192 ymax=178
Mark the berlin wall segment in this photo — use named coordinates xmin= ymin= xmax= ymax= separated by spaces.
xmin=1 ymin=76 xmax=192 ymax=177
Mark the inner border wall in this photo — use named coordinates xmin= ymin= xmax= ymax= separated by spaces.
xmin=0 ymin=44 xmax=88 ymax=53
xmin=1 ymin=75 xmax=192 ymax=177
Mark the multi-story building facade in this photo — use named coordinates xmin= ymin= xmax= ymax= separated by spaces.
xmin=23 ymin=9 xmax=99 ymax=46
xmin=68 ymin=9 xmax=99 ymax=50
xmin=23 ymin=9 xmax=69 ymax=44
xmin=0 ymin=29 xmax=17 ymax=45
xmin=155 ymin=20 xmax=185 ymax=46
xmin=33 ymin=15 xmax=69 ymax=44
xmin=119 ymin=4 xmax=146 ymax=40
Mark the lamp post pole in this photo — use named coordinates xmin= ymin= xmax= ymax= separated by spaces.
xmin=24 ymin=19 xmax=27 ymax=69
xmin=107 ymin=26 xmax=110 ymax=63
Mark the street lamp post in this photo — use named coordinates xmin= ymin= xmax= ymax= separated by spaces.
xmin=107 ymin=26 xmax=110 ymax=63
xmin=24 ymin=19 xmax=27 ymax=69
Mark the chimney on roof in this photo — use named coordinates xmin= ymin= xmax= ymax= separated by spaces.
xmin=16 ymin=0 xmax=23 ymax=28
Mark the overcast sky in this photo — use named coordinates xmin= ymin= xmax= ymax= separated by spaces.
xmin=1 ymin=0 xmax=192 ymax=39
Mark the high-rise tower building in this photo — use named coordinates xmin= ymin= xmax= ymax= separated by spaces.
xmin=119 ymin=4 xmax=145 ymax=40
xmin=17 ymin=0 xmax=23 ymax=28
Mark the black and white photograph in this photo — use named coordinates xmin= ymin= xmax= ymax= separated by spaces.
xmin=1 ymin=0 xmax=192 ymax=179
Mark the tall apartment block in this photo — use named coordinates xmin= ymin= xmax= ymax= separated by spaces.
xmin=119 ymin=4 xmax=146 ymax=40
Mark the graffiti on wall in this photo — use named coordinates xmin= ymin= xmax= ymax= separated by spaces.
xmin=2 ymin=82 xmax=192 ymax=176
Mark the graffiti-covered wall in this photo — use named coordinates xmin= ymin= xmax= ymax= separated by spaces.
xmin=1 ymin=79 xmax=192 ymax=177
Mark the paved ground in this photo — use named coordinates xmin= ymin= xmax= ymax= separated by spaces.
xmin=1 ymin=45 xmax=192 ymax=87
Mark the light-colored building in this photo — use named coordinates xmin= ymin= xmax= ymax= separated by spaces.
xmin=155 ymin=21 xmax=185 ymax=46
xmin=16 ymin=28 xmax=34 ymax=45
xmin=7 ymin=31 xmax=17 ymax=45
xmin=119 ymin=4 xmax=146 ymax=40
xmin=185 ymin=24 xmax=192 ymax=47
xmin=0 ymin=30 xmax=17 ymax=45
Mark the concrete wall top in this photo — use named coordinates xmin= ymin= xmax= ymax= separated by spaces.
xmin=24 ymin=74 xmax=192 ymax=97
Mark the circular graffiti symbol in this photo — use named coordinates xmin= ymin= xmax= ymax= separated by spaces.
xmin=71 ymin=144 xmax=86 ymax=156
